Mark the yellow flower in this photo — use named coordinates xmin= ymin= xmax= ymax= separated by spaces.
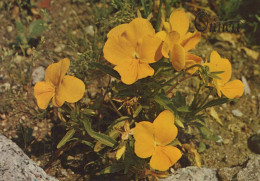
xmin=133 ymin=110 xmax=182 ymax=171
xmin=103 ymin=18 xmax=162 ymax=85
xmin=34 ymin=58 xmax=85 ymax=109
xmin=157 ymin=9 xmax=201 ymax=73
xmin=203 ymin=51 xmax=244 ymax=99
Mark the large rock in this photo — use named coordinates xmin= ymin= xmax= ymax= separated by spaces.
xmin=161 ymin=166 xmax=218 ymax=181
xmin=0 ymin=133 xmax=58 ymax=181
xmin=236 ymin=155 xmax=260 ymax=181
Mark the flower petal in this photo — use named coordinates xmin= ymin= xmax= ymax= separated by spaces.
xmin=169 ymin=9 xmax=189 ymax=38
xmin=210 ymin=50 xmax=221 ymax=63
xmin=185 ymin=52 xmax=202 ymax=74
xmin=107 ymin=24 xmax=128 ymax=38
xmin=206 ymin=51 xmax=232 ymax=84
xmin=114 ymin=60 xmax=154 ymax=85
xmin=45 ymin=58 xmax=70 ymax=86
xmin=150 ymin=145 xmax=182 ymax=171
xmin=161 ymin=31 xmax=180 ymax=58
xmin=125 ymin=18 xmax=155 ymax=46
xmin=52 ymin=94 xmax=65 ymax=107
xmin=171 ymin=44 xmax=186 ymax=71
xmin=181 ymin=31 xmax=201 ymax=51
xmin=153 ymin=110 xmax=177 ymax=146
xmin=137 ymin=35 xmax=162 ymax=63
xmin=57 ymin=75 xmax=85 ymax=103
xmin=133 ymin=121 xmax=155 ymax=158
xmin=34 ymin=81 xmax=55 ymax=109
xmin=156 ymin=31 xmax=167 ymax=41
xmin=103 ymin=34 xmax=134 ymax=65
xmin=137 ymin=63 xmax=154 ymax=80
xmin=220 ymin=80 xmax=244 ymax=99
xmin=114 ymin=60 xmax=138 ymax=85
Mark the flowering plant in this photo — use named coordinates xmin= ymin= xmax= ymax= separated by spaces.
xmin=33 ymin=6 xmax=244 ymax=180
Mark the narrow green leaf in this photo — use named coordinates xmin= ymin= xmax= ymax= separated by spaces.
xmin=175 ymin=118 xmax=185 ymax=128
xmin=107 ymin=116 xmax=130 ymax=131
xmin=133 ymin=105 xmax=142 ymax=118
xmin=82 ymin=119 xmax=116 ymax=147
xmin=154 ymin=94 xmax=176 ymax=112
xmin=90 ymin=62 xmax=120 ymax=79
xmin=201 ymin=98 xmax=230 ymax=109
xmin=99 ymin=163 xmax=125 ymax=174
xmin=81 ymin=140 xmax=94 ymax=148
xmin=28 ymin=20 xmax=47 ymax=38
xmin=177 ymin=106 xmax=190 ymax=112
xmin=57 ymin=129 xmax=75 ymax=149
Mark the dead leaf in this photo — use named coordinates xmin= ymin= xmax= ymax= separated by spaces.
xmin=39 ymin=0 xmax=51 ymax=9
xmin=217 ymin=33 xmax=238 ymax=47
xmin=208 ymin=107 xmax=223 ymax=126
xmin=11 ymin=5 xmax=20 ymax=20
xmin=182 ymin=143 xmax=201 ymax=167
xmin=241 ymin=47 xmax=259 ymax=60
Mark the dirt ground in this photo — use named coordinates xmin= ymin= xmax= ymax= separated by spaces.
xmin=0 ymin=0 xmax=260 ymax=180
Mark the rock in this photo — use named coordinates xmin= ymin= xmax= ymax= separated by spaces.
xmin=242 ymin=76 xmax=251 ymax=95
xmin=0 ymin=82 xmax=10 ymax=93
xmin=218 ymin=167 xmax=240 ymax=181
xmin=236 ymin=155 xmax=260 ymax=181
xmin=32 ymin=66 xmax=45 ymax=84
xmin=0 ymin=133 xmax=58 ymax=181
xmin=86 ymin=25 xmax=94 ymax=36
xmin=231 ymin=109 xmax=243 ymax=117
xmin=161 ymin=166 xmax=218 ymax=181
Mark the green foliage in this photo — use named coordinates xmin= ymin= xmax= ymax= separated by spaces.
xmin=57 ymin=129 xmax=76 ymax=149
xmin=14 ymin=20 xmax=47 ymax=49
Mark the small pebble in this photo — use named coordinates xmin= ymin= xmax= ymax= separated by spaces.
xmin=232 ymin=109 xmax=243 ymax=117
xmin=7 ymin=26 xmax=13 ymax=32
xmin=32 ymin=66 xmax=45 ymax=84
xmin=85 ymin=25 xmax=94 ymax=36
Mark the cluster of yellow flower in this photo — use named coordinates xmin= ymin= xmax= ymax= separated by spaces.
xmin=33 ymin=9 xmax=244 ymax=172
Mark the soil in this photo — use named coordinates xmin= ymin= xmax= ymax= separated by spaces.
xmin=0 ymin=0 xmax=259 ymax=180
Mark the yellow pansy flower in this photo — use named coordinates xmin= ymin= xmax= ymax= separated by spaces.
xmin=203 ymin=51 xmax=244 ymax=99
xmin=103 ymin=18 xmax=162 ymax=85
xmin=157 ymin=9 xmax=201 ymax=73
xmin=133 ymin=110 xmax=182 ymax=171
xmin=34 ymin=58 xmax=85 ymax=109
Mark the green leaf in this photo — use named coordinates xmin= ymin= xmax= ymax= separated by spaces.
xmin=201 ymin=98 xmax=230 ymax=109
xmin=198 ymin=126 xmax=220 ymax=141
xmin=177 ymin=106 xmax=191 ymax=112
xmin=15 ymin=21 xmax=27 ymax=45
xmin=82 ymin=119 xmax=117 ymax=147
xmin=81 ymin=140 xmax=94 ymax=148
xmin=175 ymin=117 xmax=185 ymax=128
xmin=198 ymin=142 xmax=206 ymax=153
xmin=57 ymin=129 xmax=75 ymax=149
xmin=99 ymin=163 xmax=125 ymax=174
xmin=133 ymin=105 xmax=142 ymax=118
xmin=28 ymin=20 xmax=47 ymax=38
xmin=90 ymin=62 xmax=120 ymax=79
xmin=154 ymin=93 xmax=177 ymax=113
xmin=107 ymin=116 xmax=130 ymax=132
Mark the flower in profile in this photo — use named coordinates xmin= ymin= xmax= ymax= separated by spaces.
xmin=34 ymin=58 xmax=85 ymax=109
xmin=203 ymin=51 xmax=244 ymax=99
xmin=157 ymin=9 xmax=201 ymax=74
xmin=103 ymin=18 xmax=162 ymax=85
xmin=133 ymin=110 xmax=182 ymax=171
